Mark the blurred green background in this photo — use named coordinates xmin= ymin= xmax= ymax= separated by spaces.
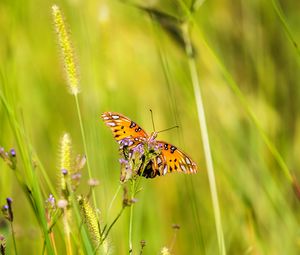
xmin=1 ymin=0 xmax=300 ymax=254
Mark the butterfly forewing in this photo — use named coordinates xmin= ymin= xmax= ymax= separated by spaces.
xmin=154 ymin=141 xmax=197 ymax=175
xmin=101 ymin=112 xmax=148 ymax=147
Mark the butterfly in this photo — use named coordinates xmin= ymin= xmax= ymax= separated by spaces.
xmin=101 ymin=112 xmax=197 ymax=178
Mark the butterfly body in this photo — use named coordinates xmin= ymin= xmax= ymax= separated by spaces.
xmin=101 ymin=112 xmax=197 ymax=178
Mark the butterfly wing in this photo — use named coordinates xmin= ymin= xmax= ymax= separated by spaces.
xmin=153 ymin=141 xmax=197 ymax=176
xmin=101 ymin=112 xmax=148 ymax=147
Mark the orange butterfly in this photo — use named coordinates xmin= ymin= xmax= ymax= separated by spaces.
xmin=101 ymin=112 xmax=197 ymax=178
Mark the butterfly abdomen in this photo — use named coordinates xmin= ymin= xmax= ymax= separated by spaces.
xmin=138 ymin=160 xmax=161 ymax=178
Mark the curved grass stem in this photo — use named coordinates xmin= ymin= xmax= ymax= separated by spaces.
xmin=107 ymin=185 xmax=122 ymax=217
xmin=183 ymin=26 xmax=226 ymax=255
xmin=74 ymin=95 xmax=98 ymax=207
xmin=102 ymin=206 xmax=125 ymax=242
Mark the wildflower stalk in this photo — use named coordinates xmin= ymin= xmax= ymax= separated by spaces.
xmin=51 ymin=5 xmax=98 ymax=211
xmin=101 ymin=206 xmax=125 ymax=242
xmin=10 ymin=222 xmax=17 ymax=255
xmin=182 ymin=24 xmax=226 ymax=255
xmin=128 ymin=180 xmax=136 ymax=254
xmin=49 ymin=229 xmax=58 ymax=255
xmin=2 ymin=198 xmax=17 ymax=254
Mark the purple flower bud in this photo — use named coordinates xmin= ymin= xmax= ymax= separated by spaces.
xmin=119 ymin=158 xmax=128 ymax=164
xmin=2 ymin=205 xmax=8 ymax=211
xmin=120 ymin=138 xmax=134 ymax=148
xmin=9 ymin=149 xmax=16 ymax=157
xmin=47 ymin=194 xmax=55 ymax=206
xmin=5 ymin=198 xmax=13 ymax=222
xmin=132 ymin=143 xmax=144 ymax=155
xmin=61 ymin=169 xmax=68 ymax=175
xmin=6 ymin=198 xmax=12 ymax=205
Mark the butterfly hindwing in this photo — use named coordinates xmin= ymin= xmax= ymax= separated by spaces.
xmin=155 ymin=141 xmax=197 ymax=175
xmin=101 ymin=112 xmax=148 ymax=147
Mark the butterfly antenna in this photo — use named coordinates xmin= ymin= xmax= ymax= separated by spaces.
xmin=157 ymin=125 xmax=179 ymax=134
xmin=150 ymin=109 xmax=156 ymax=132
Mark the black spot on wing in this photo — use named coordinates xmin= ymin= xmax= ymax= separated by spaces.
xmin=170 ymin=146 xmax=177 ymax=154
xmin=129 ymin=121 xmax=136 ymax=128
xmin=164 ymin=143 xmax=168 ymax=150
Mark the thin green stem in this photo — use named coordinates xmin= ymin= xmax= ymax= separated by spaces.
xmin=0 ymin=88 xmax=54 ymax=254
xmin=10 ymin=222 xmax=17 ymax=255
xmin=63 ymin=208 xmax=73 ymax=255
xmin=178 ymin=0 xmax=292 ymax=183
xmin=74 ymin=95 xmax=99 ymax=207
xmin=183 ymin=26 xmax=226 ymax=255
xmin=107 ymin=185 xmax=122 ymax=218
xmin=270 ymin=0 xmax=300 ymax=57
xmin=128 ymin=180 xmax=136 ymax=254
xmin=102 ymin=206 xmax=125 ymax=242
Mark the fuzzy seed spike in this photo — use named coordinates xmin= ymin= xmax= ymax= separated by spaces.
xmin=52 ymin=5 xmax=80 ymax=95
xmin=78 ymin=196 xmax=101 ymax=249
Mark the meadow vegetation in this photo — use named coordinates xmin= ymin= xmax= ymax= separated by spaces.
xmin=0 ymin=0 xmax=300 ymax=254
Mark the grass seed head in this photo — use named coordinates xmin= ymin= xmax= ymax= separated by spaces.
xmin=161 ymin=247 xmax=171 ymax=255
xmin=52 ymin=5 xmax=80 ymax=95
xmin=78 ymin=196 xmax=101 ymax=249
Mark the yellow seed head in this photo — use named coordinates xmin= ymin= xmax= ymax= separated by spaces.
xmin=59 ymin=133 xmax=72 ymax=193
xmin=52 ymin=5 xmax=79 ymax=95
xmin=161 ymin=247 xmax=171 ymax=255
xmin=60 ymin=133 xmax=72 ymax=172
xmin=78 ymin=196 xmax=101 ymax=248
